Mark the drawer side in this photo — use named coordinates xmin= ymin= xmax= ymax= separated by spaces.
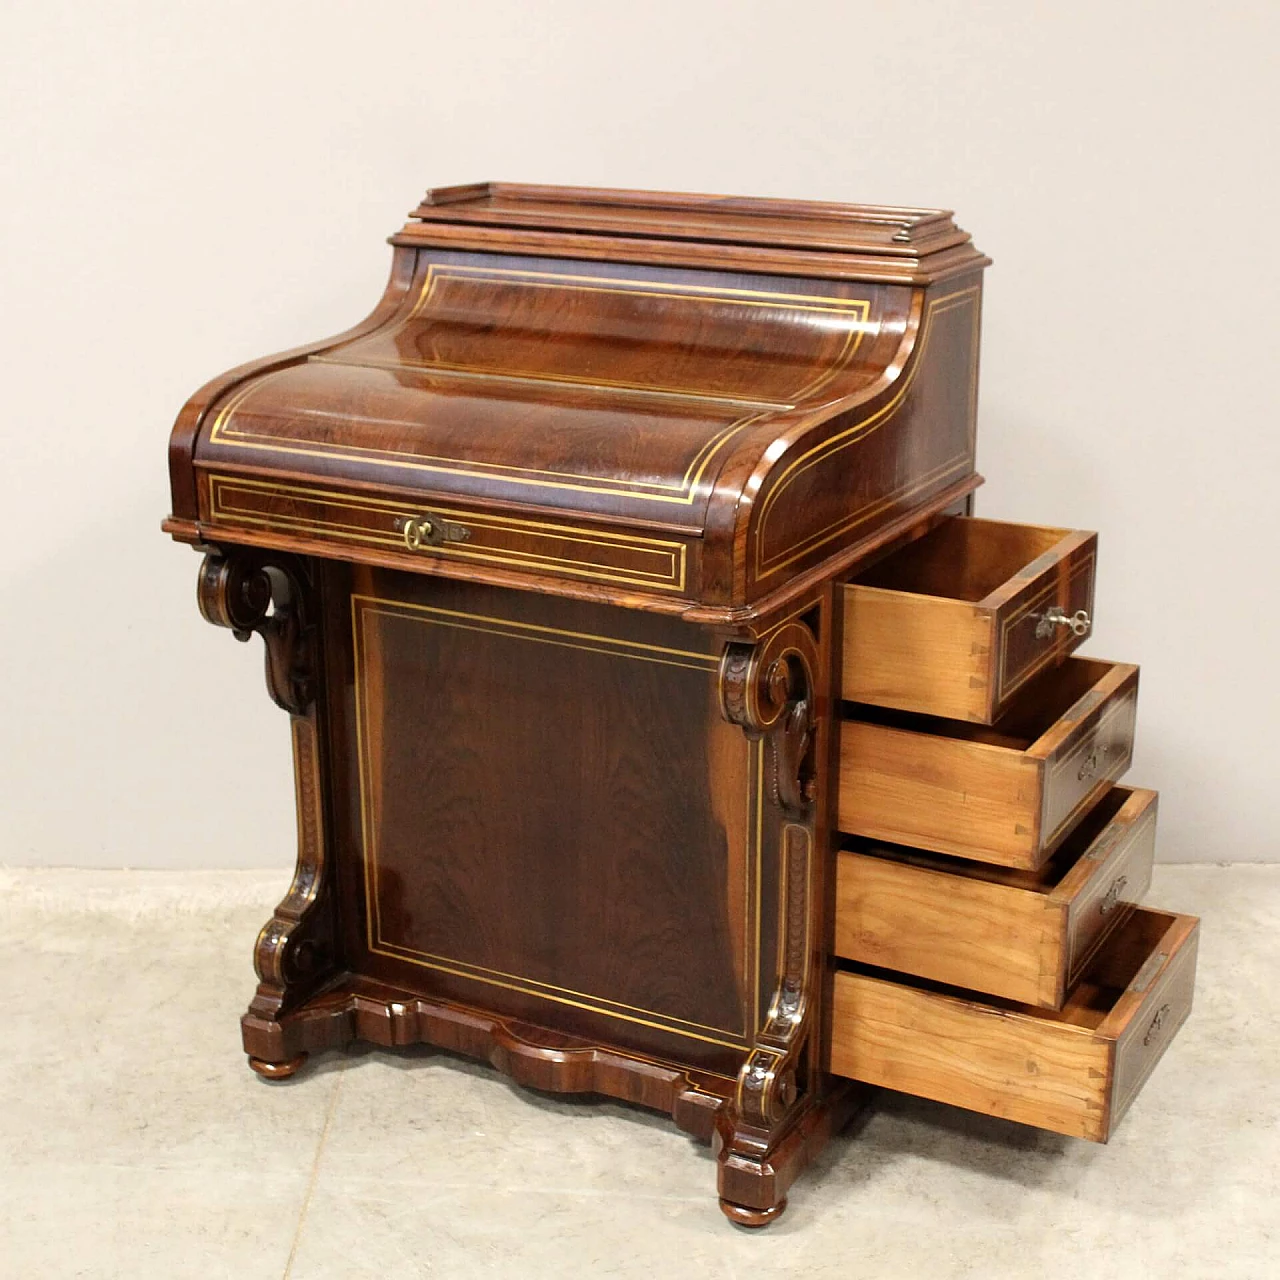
xmin=833 ymin=849 xmax=1065 ymax=1006
xmin=829 ymin=970 xmax=1112 ymax=1140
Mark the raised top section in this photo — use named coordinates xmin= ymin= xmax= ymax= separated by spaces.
xmin=395 ymin=183 xmax=988 ymax=285
xmin=168 ymin=184 xmax=989 ymax=621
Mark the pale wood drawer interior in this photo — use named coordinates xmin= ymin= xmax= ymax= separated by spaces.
xmin=828 ymin=907 xmax=1199 ymax=1142
xmin=838 ymin=656 xmax=1139 ymax=869
xmin=842 ymin=516 xmax=1097 ymax=724
xmin=833 ymin=786 xmax=1159 ymax=1008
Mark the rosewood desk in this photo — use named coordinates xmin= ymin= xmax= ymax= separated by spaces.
xmin=164 ymin=184 xmax=1197 ymax=1226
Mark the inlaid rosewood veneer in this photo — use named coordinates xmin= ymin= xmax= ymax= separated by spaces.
xmin=164 ymin=184 xmax=1197 ymax=1226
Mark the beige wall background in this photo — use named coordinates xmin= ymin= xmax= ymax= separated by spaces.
xmin=1 ymin=1 xmax=1275 ymax=867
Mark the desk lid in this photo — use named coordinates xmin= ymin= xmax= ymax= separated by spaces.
xmin=168 ymin=185 xmax=989 ymax=621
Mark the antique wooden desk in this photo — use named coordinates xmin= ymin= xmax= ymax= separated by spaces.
xmin=164 ymin=184 xmax=1198 ymax=1226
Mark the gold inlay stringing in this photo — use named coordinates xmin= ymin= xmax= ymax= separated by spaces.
xmin=205 ymin=262 xmax=875 ymax=506
xmin=207 ymin=475 xmax=689 ymax=592
xmin=351 ymin=592 xmax=759 ymax=1049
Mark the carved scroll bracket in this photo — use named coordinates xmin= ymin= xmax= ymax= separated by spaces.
xmin=718 ymin=621 xmax=818 ymax=818
xmin=197 ymin=552 xmax=315 ymax=714
xmin=716 ymin=619 xmax=822 ymax=1139
xmin=197 ymin=549 xmax=336 ymax=1048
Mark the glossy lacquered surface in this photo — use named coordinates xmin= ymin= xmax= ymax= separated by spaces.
xmin=168 ymin=184 xmax=989 ymax=615
xmin=164 ymin=186 xmax=1197 ymax=1231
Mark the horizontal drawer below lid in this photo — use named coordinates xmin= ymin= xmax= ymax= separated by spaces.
xmin=199 ymin=472 xmax=691 ymax=593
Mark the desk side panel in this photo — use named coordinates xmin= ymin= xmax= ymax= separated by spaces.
xmin=321 ymin=564 xmax=781 ymax=1074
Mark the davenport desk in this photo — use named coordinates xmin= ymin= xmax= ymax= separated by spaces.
xmin=164 ymin=184 xmax=1198 ymax=1227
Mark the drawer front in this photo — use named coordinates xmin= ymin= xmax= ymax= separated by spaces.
xmin=833 ymin=847 xmax=1062 ymax=1007
xmin=1039 ymin=683 xmax=1139 ymax=850
xmin=839 ymin=659 xmax=1140 ymax=870
xmin=200 ymin=473 xmax=690 ymax=593
xmin=1110 ymin=923 xmax=1199 ymax=1132
xmin=995 ymin=545 xmax=1096 ymax=710
xmin=841 ymin=518 xmax=1096 ymax=724
xmin=828 ymin=909 xmax=1199 ymax=1142
xmin=1063 ymin=788 xmax=1158 ymax=986
xmin=833 ymin=786 xmax=1160 ymax=1009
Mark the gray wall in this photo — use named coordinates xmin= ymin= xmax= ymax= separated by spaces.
xmin=1 ymin=1 xmax=1275 ymax=867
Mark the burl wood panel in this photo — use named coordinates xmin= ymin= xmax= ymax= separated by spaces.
xmin=833 ymin=786 xmax=1158 ymax=1007
xmin=828 ymin=908 xmax=1199 ymax=1142
xmin=838 ymin=658 xmax=1139 ymax=868
xmin=842 ymin=517 xmax=1097 ymax=723
xmin=322 ymin=563 xmax=771 ymax=1075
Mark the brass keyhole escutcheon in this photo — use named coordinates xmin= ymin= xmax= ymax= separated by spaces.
xmin=399 ymin=513 xmax=472 ymax=551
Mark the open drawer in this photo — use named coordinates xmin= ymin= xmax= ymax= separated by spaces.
xmin=828 ymin=907 xmax=1199 ymax=1142
xmin=834 ymin=786 xmax=1158 ymax=1007
xmin=842 ymin=516 xmax=1096 ymax=723
xmin=839 ymin=657 xmax=1139 ymax=869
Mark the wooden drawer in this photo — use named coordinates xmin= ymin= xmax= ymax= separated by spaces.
xmin=200 ymin=473 xmax=690 ymax=593
xmin=833 ymin=786 xmax=1158 ymax=1007
xmin=843 ymin=516 xmax=1096 ymax=723
xmin=829 ymin=907 xmax=1199 ymax=1142
xmin=839 ymin=657 xmax=1139 ymax=869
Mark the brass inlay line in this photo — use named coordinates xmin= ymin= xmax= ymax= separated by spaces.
xmin=310 ymin=353 xmax=793 ymax=410
xmin=756 ymin=449 xmax=974 ymax=580
xmin=208 ymin=478 xmax=686 ymax=591
xmin=352 ymin=595 xmax=720 ymax=670
xmin=367 ymin=942 xmax=749 ymax=1051
xmin=206 ymin=261 xmax=875 ymax=505
xmin=754 ymin=287 xmax=981 ymax=576
xmin=351 ymin=593 xmax=758 ymax=1049
xmin=369 ymin=937 xmax=744 ymax=1042
xmin=207 ymin=475 xmax=688 ymax=592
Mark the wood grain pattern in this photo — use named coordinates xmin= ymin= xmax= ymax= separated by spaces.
xmin=842 ymin=517 xmax=1097 ymax=723
xmin=838 ymin=658 xmax=1140 ymax=868
xmin=833 ymin=786 xmax=1158 ymax=1007
xmin=167 ymin=185 xmax=991 ymax=613
xmin=828 ymin=909 xmax=1199 ymax=1141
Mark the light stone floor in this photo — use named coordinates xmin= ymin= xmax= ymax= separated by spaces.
xmin=1 ymin=864 xmax=1276 ymax=1279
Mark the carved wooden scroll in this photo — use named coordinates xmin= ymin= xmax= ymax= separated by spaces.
xmin=196 ymin=550 xmax=336 ymax=1076
xmin=716 ymin=617 xmax=822 ymax=1220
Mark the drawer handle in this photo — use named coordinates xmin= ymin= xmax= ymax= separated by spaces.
xmin=1034 ymin=606 xmax=1092 ymax=640
xmin=1077 ymin=742 xmax=1109 ymax=782
xmin=1143 ymin=1002 xmax=1171 ymax=1046
xmin=1099 ymin=874 xmax=1129 ymax=915
xmin=398 ymin=513 xmax=472 ymax=550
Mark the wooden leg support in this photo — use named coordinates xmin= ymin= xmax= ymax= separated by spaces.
xmin=714 ymin=1079 xmax=867 ymax=1228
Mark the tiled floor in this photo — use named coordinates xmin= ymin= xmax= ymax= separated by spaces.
xmin=1 ymin=864 xmax=1275 ymax=1278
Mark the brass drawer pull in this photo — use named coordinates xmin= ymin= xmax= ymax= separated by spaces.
xmin=1099 ymin=874 xmax=1129 ymax=916
xmin=1035 ymin=606 xmax=1092 ymax=640
xmin=1143 ymin=1002 xmax=1171 ymax=1046
xmin=398 ymin=513 xmax=472 ymax=550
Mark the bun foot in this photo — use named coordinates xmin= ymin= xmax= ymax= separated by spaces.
xmin=719 ymin=1197 xmax=787 ymax=1228
xmin=248 ymin=1053 xmax=308 ymax=1080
